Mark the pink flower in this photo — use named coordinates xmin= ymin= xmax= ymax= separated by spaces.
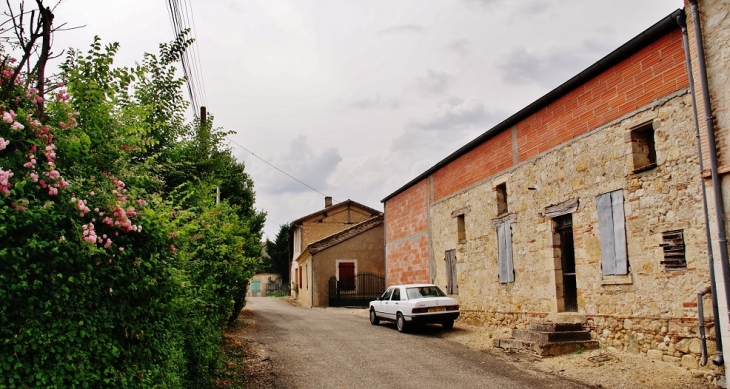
xmin=34 ymin=95 xmax=43 ymax=104
xmin=1 ymin=168 xmax=14 ymax=195
xmin=104 ymin=238 xmax=112 ymax=249
xmin=0 ymin=138 xmax=8 ymax=150
xmin=29 ymin=172 xmax=38 ymax=182
xmin=2 ymin=111 xmax=12 ymax=123
xmin=10 ymin=122 xmax=23 ymax=131
xmin=170 ymin=245 xmax=177 ymax=254
xmin=118 ymin=247 xmax=124 ymax=252
xmin=48 ymin=187 xmax=58 ymax=196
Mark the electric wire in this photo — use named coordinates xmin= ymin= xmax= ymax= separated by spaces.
xmin=225 ymin=136 xmax=332 ymax=200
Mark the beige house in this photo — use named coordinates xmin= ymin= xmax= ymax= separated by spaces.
xmin=381 ymin=3 xmax=730 ymax=376
xmin=291 ymin=197 xmax=384 ymax=307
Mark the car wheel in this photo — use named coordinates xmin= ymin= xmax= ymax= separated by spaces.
xmin=442 ymin=320 xmax=454 ymax=330
xmin=396 ymin=313 xmax=408 ymax=333
xmin=369 ymin=308 xmax=380 ymax=325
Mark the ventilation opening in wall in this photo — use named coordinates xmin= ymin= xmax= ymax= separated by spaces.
xmin=660 ymin=230 xmax=686 ymax=270
xmin=457 ymin=214 xmax=466 ymax=243
xmin=630 ymin=124 xmax=657 ymax=173
xmin=496 ymin=183 xmax=508 ymax=216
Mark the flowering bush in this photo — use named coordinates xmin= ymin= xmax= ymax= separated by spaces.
xmin=0 ymin=35 xmax=260 ymax=387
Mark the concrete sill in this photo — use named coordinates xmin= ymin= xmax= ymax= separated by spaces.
xmin=601 ymin=274 xmax=633 ymax=285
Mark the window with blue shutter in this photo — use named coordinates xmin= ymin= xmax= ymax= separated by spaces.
xmin=497 ymin=222 xmax=515 ymax=283
xmin=596 ymin=190 xmax=628 ymax=275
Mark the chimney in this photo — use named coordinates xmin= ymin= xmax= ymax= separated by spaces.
xmin=325 ymin=196 xmax=332 ymax=208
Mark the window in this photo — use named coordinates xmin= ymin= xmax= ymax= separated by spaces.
xmin=445 ymin=250 xmax=458 ymax=294
xmin=391 ymin=288 xmax=401 ymax=301
xmin=496 ymin=183 xmax=508 ymax=215
xmin=660 ymin=230 xmax=686 ymax=269
xmin=380 ymin=288 xmax=393 ymax=301
xmin=630 ymin=124 xmax=657 ymax=172
xmin=596 ymin=190 xmax=628 ymax=275
xmin=457 ymin=214 xmax=466 ymax=243
xmin=497 ymin=222 xmax=514 ymax=283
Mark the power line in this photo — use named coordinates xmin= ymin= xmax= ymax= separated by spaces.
xmin=225 ymin=136 xmax=330 ymax=199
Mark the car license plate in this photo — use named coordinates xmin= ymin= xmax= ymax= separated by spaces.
xmin=429 ymin=307 xmax=446 ymax=312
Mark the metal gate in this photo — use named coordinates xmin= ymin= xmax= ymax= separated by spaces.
xmin=328 ymin=272 xmax=385 ymax=307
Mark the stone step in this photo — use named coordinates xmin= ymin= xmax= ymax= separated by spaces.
xmin=513 ymin=329 xmax=592 ymax=344
xmin=494 ymin=337 xmax=600 ymax=357
xmin=528 ymin=322 xmax=584 ymax=333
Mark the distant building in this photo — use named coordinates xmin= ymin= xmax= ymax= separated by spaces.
xmin=290 ymin=197 xmax=384 ymax=307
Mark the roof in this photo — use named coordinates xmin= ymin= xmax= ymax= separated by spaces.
xmin=291 ymin=199 xmax=382 ymax=226
xmin=296 ymin=214 xmax=384 ymax=259
xmin=381 ymin=9 xmax=684 ymax=204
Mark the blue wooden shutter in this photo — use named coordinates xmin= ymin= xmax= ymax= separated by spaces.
xmin=498 ymin=222 xmax=515 ymax=283
xmin=445 ymin=250 xmax=458 ymax=294
xmin=596 ymin=190 xmax=628 ymax=275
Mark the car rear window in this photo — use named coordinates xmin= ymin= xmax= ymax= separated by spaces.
xmin=406 ymin=286 xmax=446 ymax=299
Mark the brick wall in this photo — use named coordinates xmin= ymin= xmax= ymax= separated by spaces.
xmin=385 ymin=235 xmax=430 ymax=285
xmin=517 ymin=30 xmax=688 ymax=164
xmin=385 ymin=180 xmax=428 ymax=242
xmin=425 ymin=29 xmax=689 ymax=204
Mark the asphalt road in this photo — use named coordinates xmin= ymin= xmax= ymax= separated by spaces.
xmin=246 ymin=297 xmax=594 ymax=389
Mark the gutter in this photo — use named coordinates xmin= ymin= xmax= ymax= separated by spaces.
xmin=688 ymin=0 xmax=730 ymax=368
xmin=382 ymin=9 xmax=684 ymax=203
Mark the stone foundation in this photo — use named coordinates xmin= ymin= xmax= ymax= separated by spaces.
xmin=461 ymin=309 xmax=723 ymax=373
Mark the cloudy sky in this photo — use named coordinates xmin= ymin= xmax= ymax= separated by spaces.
xmin=9 ymin=0 xmax=681 ymax=239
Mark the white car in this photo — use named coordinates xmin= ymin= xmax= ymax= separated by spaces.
xmin=368 ymin=284 xmax=460 ymax=332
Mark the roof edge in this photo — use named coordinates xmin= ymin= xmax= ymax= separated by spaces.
xmin=381 ymin=8 xmax=684 ymax=204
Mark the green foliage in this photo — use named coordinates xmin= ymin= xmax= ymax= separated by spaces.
xmin=262 ymin=223 xmax=292 ymax=283
xmin=0 ymin=30 xmax=263 ymax=388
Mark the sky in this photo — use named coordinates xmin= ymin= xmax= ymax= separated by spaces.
xmin=5 ymin=0 xmax=682 ymax=239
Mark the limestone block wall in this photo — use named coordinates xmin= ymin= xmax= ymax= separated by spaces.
xmin=429 ymin=93 xmax=717 ymax=366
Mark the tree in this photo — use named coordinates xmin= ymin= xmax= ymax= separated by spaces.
xmin=264 ymin=223 xmax=292 ymax=284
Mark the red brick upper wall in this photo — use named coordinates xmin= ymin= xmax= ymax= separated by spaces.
xmin=385 ymin=180 xmax=428 ymax=241
xmin=517 ymin=29 xmax=688 ymax=162
xmin=433 ymin=130 xmax=513 ymax=201
xmin=428 ymin=29 xmax=687 ymax=202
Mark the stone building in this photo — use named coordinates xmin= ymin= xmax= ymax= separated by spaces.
xmin=290 ymin=197 xmax=384 ymax=307
xmin=382 ymin=2 xmax=730 ymax=375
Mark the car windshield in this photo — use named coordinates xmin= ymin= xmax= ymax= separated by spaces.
xmin=406 ymin=286 xmax=446 ymax=299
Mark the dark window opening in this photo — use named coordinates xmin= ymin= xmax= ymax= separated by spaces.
xmin=496 ymin=183 xmax=508 ymax=215
xmin=338 ymin=262 xmax=355 ymax=290
xmin=660 ymin=230 xmax=686 ymax=269
xmin=631 ymin=125 xmax=657 ymax=173
xmin=554 ymin=214 xmax=577 ymax=312
xmin=457 ymin=214 xmax=466 ymax=243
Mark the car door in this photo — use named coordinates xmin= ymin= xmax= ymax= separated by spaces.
xmin=375 ymin=288 xmax=393 ymax=319
xmin=386 ymin=287 xmax=403 ymax=318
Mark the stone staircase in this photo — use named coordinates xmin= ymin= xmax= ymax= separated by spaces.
xmin=493 ymin=322 xmax=599 ymax=357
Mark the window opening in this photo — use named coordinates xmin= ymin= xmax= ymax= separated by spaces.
xmin=497 ymin=222 xmax=514 ymax=283
xmin=660 ymin=230 xmax=686 ymax=269
xmin=631 ymin=125 xmax=657 ymax=172
xmin=391 ymin=288 xmax=401 ymax=301
xmin=496 ymin=183 xmax=508 ymax=215
xmin=457 ymin=214 xmax=466 ymax=243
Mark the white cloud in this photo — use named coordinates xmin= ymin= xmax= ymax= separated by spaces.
xmin=413 ymin=70 xmax=455 ymax=95
xmin=411 ymin=98 xmax=503 ymax=132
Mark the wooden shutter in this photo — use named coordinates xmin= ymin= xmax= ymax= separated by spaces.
xmin=445 ymin=250 xmax=458 ymax=294
xmin=338 ymin=262 xmax=355 ymax=291
xmin=596 ymin=190 xmax=628 ymax=275
xmin=498 ymin=222 xmax=514 ymax=283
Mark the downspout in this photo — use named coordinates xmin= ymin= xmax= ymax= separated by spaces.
xmin=688 ymin=0 xmax=730 ymax=366
xmin=677 ymin=12 xmax=724 ymax=367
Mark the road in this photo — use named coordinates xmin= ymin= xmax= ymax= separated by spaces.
xmin=245 ymin=297 xmax=593 ymax=389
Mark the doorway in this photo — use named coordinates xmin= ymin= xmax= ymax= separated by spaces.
xmin=554 ymin=214 xmax=577 ymax=312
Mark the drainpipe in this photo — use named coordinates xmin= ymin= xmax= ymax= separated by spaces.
xmin=698 ymin=286 xmax=712 ymax=366
xmin=677 ymin=12 xmax=724 ymax=367
xmin=688 ymin=0 xmax=729 ymax=366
